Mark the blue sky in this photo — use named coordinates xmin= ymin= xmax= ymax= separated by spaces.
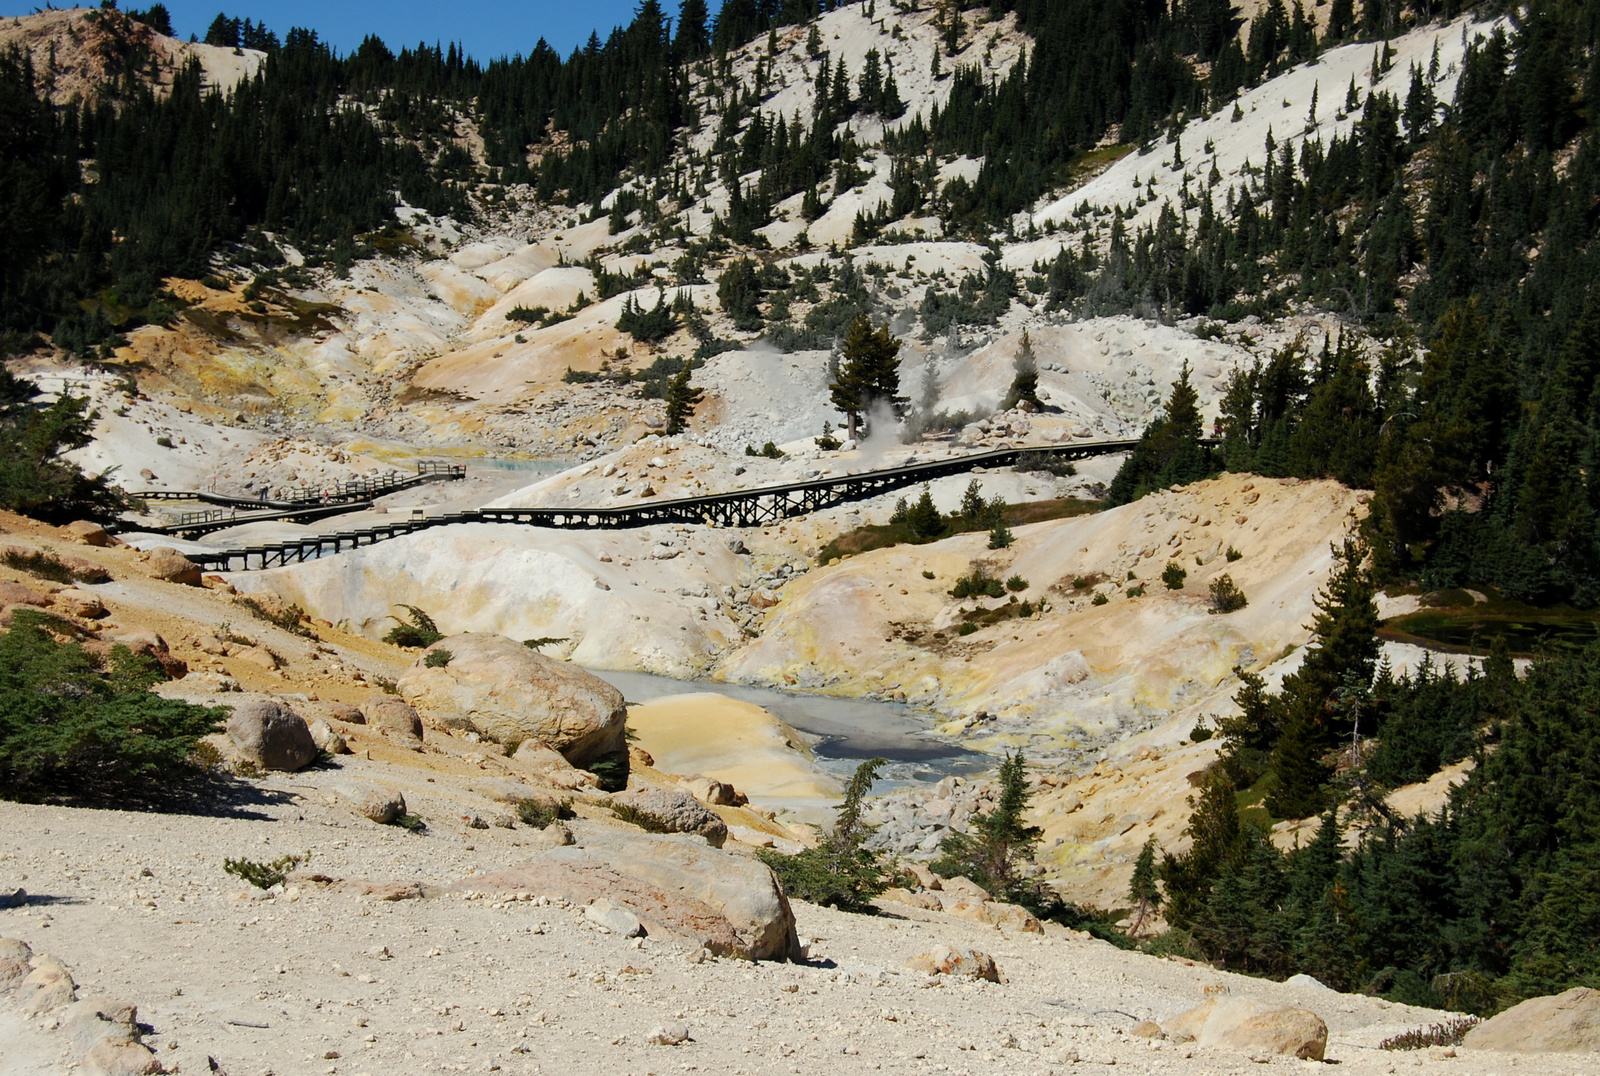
xmin=99 ymin=2 xmax=653 ymax=60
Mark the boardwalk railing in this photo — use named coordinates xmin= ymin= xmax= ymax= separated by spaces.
xmin=180 ymin=440 xmax=1150 ymax=573
xmin=130 ymin=462 xmax=467 ymax=537
xmin=131 ymin=461 xmax=467 ymax=513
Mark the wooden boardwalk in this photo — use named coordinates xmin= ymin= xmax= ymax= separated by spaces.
xmin=133 ymin=463 xmax=466 ymax=538
xmin=178 ymin=441 xmax=1146 ymax=573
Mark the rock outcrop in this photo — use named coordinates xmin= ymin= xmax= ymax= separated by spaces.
xmin=1163 ymin=994 xmax=1328 ymax=1060
xmin=225 ymin=699 xmax=317 ymax=771
xmin=455 ymin=821 xmax=800 ymax=960
xmin=1463 ymin=987 xmax=1600 ymax=1053
xmin=397 ymin=633 xmax=626 ymax=765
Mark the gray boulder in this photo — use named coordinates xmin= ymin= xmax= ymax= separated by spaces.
xmin=225 ymin=700 xmax=317 ymax=771
xmin=610 ymin=787 xmax=728 ymax=847
xmin=397 ymin=633 xmax=626 ymax=765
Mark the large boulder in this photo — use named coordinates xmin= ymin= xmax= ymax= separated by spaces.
xmin=1163 ymin=995 xmax=1328 ymax=1061
xmin=455 ymin=821 xmax=801 ymax=961
xmin=397 ymin=634 xmax=626 ymax=765
xmin=225 ymin=700 xmax=317 ymax=771
xmin=1463 ymin=987 xmax=1600 ymax=1052
xmin=143 ymin=547 xmax=202 ymax=586
xmin=609 ymin=787 xmax=728 ymax=847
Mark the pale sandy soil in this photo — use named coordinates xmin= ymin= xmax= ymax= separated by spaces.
xmin=7 ymin=790 xmax=1582 ymax=1076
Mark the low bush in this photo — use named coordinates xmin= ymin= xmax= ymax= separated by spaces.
xmin=610 ymin=801 xmax=674 ymax=833
xmin=515 ymin=798 xmax=572 ymax=828
xmin=1208 ymin=574 xmax=1249 ymax=613
xmin=1225 ymin=545 xmax=1243 ymax=562
xmin=223 ymin=853 xmax=305 ymax=890
xmin=1379 ymin=1018 xmax=1479 ymax=1051
xmin=423 ymin=648 xmax=452 ymax=668
xmin=950 ymin=570 xmax=1005 ymax=599
xmin=1162 ymin=562 xmax=1187 ymax=589
xmin=1 ymin=549 xmax=88 ymax=584
xmin=1005 ymin=574 xmax=1029 ymax=592
xmin=383 ymin=605 xmax=443 ymax=648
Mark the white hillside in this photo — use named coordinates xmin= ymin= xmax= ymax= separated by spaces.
xmin=1014 ymin=15 xmax=1499 ymax=267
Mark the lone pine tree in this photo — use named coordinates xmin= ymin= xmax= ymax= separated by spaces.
xmin=830 ymin=314 xmax=905 ymax=440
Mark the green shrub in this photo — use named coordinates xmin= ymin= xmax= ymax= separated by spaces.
xmin=610 ymin=801 xmax=673 ymax=832
xmin=237 ymin=596 xmax=316 ymax=639
xmin=0 ymin=611 xmax=227 ymax=799
xmin=745 ymin=441 xmax=785 ymax=459
xmin=1208 ymin=574 xmax=1249 ymax=613
xmin=1006 ymin=574 xmax=1029 ymax=592
xmin=1225 ymin=546 xmax=1243 ymax=562
xmin=1018 ymin=601 xmax=1034 ymax=616
xmin=1071 ymin=575 xmax=1090 ymax=589
xmin=383 ymin=605 xmax=443 ymax=648
xmin=587 ymin=752 xmax=629 ymax=792
xmin=223 ymin=853 xmax=305 ymax=890
xmin=155 ymin=436 xmax=173 ymax=448
xmin=1162 ymin=562 xmax=1187 ymax=589
xmin=423 ymin=648 xmax=452 ymax=668
xmin=1091 ymin=592 xmax=1109 ymax=606
xmin=957 ymin=622 xmax=978 ymax=636
xmin=515 ymin=798 xmax=572 ymax=828
xmin=950 ymin=570 xmax=1005 ymax=599
xmin=393 ymin=813 xmax=426 ymax=831
xmin=759 ymin=758 xmax=891 ymax=912
xmin=921 ymin=570 xmax=935 ymax=580
xmin=1127 ymin=583 xmax=1147 ymax=598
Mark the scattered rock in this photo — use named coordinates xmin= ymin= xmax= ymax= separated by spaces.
xmin=353 ymin=787 xmax=406 ymax=825
xmin=1162 ymin=995 xmax=1328 ymax=1061
xmin=18 ymin=954 xmax=76 ymax=1013
xmin=60 ymin=521 xmax=114 ymax=547
xmin=143 ymin=547 xmax=203 ymax=586
xmin=878 ymin=888 xmax=943 ymax=912
xmin=1284 ymin=973 xmax=1332 ymax=991
xmin=1129 ymin=1020 xmax=1165 ymax=1039
xmin=397 ymin=633 xmax=626 ymax=765
xmin=939 ymin=876 xmax=991 ymax=903
xmin=359 ymin=695 xmax=424 ymax=741
xmin=306 ymin=719 xmax=348 ymax=754
xmin=1463 ymin=986 xmax=1600 ymax=1053
xmin=609 ymin=787 xmax=728 ymax=847
xmin=906 ymin=947 xmax=1002 ymax=983
xmin=646 ymin=1021 xmax=689 ymax=1046
xmin=584 ymin=898 xmax=643 ymax=937
xmin=225 ymin=700 xmax=318 ymax=771
xmin=677 ymin=774 xmax=743 ymax=806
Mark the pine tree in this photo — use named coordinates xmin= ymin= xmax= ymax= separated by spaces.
xmin=830 ymin=314 xmax=905 ymax=440
xmin=1128 ymin=836 xmax=1162 ymax=935
xmin=932 ymin=750 xmax=1040 ymax=899
xmin=904 ymin=485 xmax=943 ymax=540
xmin=664 ymin=363 xmax=703 ymax=434
xmin=1001 ymin=329 xmax=1042 ymax=410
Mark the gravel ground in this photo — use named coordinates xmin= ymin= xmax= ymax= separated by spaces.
xmin=3 ymin=789 xmax=1590 ymax=1076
